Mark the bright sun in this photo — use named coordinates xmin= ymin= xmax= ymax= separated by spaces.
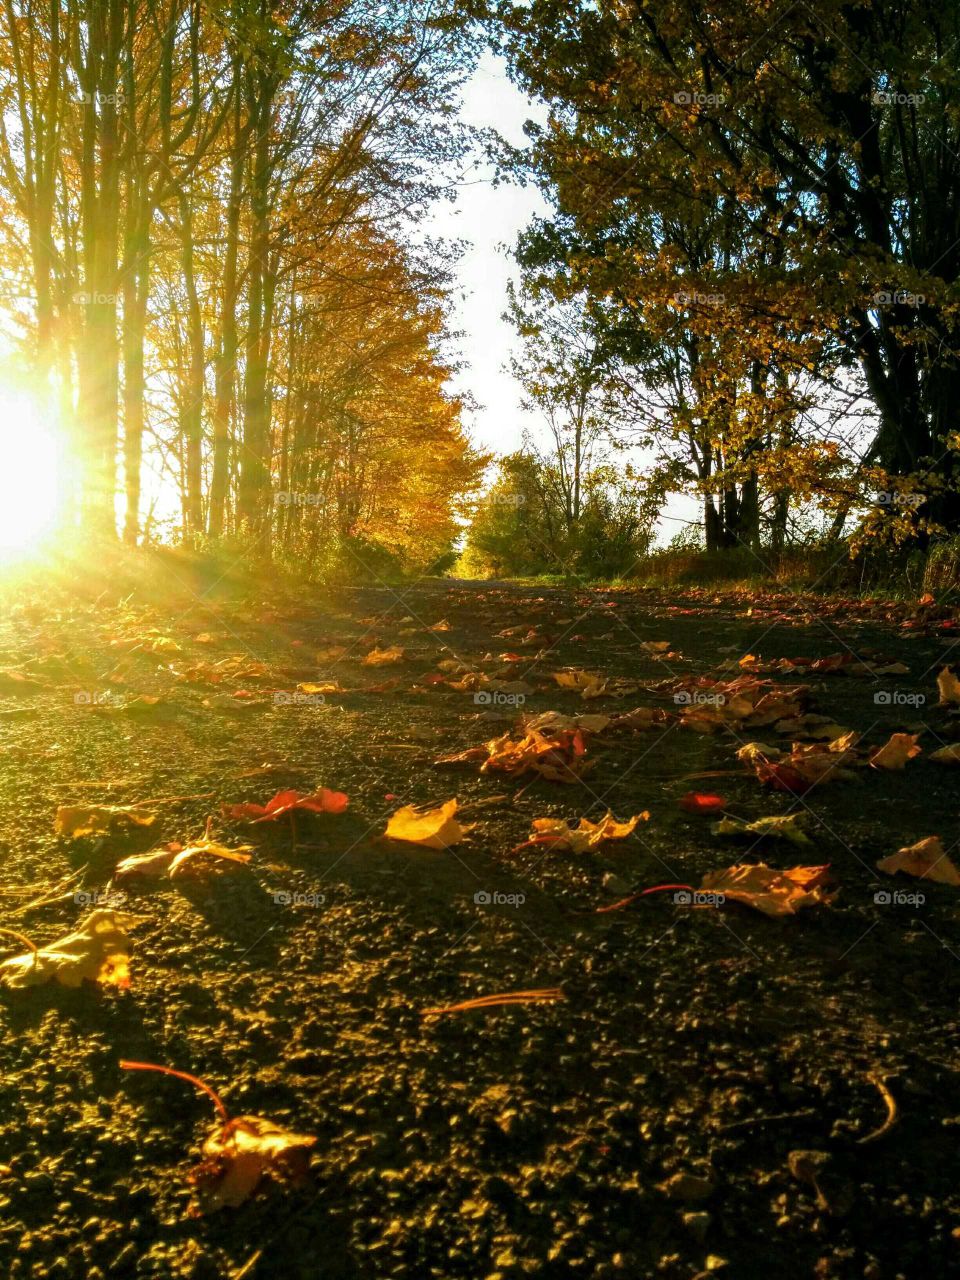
xmin=0 ymin=390 xmax=63 ymax=557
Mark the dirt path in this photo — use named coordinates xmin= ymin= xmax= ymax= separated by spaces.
xmin=0 ymin=576 xmax=957 ymax=1280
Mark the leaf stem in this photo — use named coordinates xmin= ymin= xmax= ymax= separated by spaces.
xmin=119 ymin=1060 xmax=230 ymax=1120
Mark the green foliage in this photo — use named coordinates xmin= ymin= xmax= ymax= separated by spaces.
xmin=464 ymin=453 xmax=657 ymax=579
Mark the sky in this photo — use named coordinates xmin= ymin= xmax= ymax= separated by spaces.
xmin=426 ymin=53 xmax=699 ymax=544
xmin=426 ymin=51 xmax=550 ymax=456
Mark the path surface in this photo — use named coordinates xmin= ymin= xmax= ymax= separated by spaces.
xmin=0 ymin=576 xmax=958 ymax=1279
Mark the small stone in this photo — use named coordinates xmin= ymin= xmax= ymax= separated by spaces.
xmin=657 ymin=1171 xmax=715 ymax=1201
xmin=681 ymin=1210 xmax=711 ymax=1241
xmin=602 ymin=872 xmax=630 ymax=895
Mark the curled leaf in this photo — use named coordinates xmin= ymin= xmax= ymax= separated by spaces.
xmin=523 ymin=811 xmax=648 ymax=853
xmin=362 ymin=645 xmax=405 ymax=666
xmin=222 ymin=788 xmax=348 ymax=823
xmin=712 ymin=814 xmax=812 ymax=846
xmin=876 ymin=836 xmax=960 ymax=885
xmin=190 ymin=1114 xmax=316 ymax=1212
xmin=116 ymin=838 xmax=253 ymax=880
xmin=937 ymin=667 xmax=960 ymax=706
xmin=869 ymin=733 xmax=922 ymax=770
xmin=680 ymin=792 xmax=726 ymax=814
xmin=700 ymin=863 xmax=835 ymax=917
xmin=385 ymin=799 xmax=469 ymax=848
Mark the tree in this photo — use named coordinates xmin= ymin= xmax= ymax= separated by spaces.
xmin=494 ymin=0 xmax=960 ymax=539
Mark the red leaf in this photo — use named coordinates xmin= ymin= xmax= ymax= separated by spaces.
xmin=222 ymin=788 xmax=349 ymax=822
xmin=679 ymin=792 xmax=726 ymax=814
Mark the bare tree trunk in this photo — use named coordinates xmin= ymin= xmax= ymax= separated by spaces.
xmin=209 ymin=54 xmax=246 ymax=539
xmin=179 ymin=188 xmax=205 ymax=540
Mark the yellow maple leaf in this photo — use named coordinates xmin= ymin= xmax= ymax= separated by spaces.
xmin=869 ymin=732 xmax=921 ymax=770
xmin=385 ymin=798 xmax=469 ymax=848
xmin=0 ymin=910 xmax=137 ymax=988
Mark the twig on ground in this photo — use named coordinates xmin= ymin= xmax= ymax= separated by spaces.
xmin=858 ymin=1073 xmax=899 ymax=1144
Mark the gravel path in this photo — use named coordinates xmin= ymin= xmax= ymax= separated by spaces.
xmin=0 ymin=576 xmax=957 ymax=1280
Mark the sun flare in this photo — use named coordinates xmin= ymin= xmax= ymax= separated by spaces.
xmin=0 ymin=390 xmax=63 ymax=558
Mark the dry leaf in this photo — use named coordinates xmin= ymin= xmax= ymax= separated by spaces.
xmin=191 ymin=1114 xmax=316 ymax=1212
xmin=712 ymin=814 xmax=812 ymax=846
xmin=120 ymin=1062 xmax=315 ymax=1212
xmin=0 ymin=910 xmax=136 ymax=988
xmin=116 ymin=838 xmax=253 ymax=880
xmin=876 ymin=836 xmax=960 ymax=885
xmin=736 ymin=741 xmax=783 ymax=764
xmin=869 ymin=733 xmax=921 ymax=770
xmin=385 ymin=799 xmax=469 ymax=848
xmin=700 ymin=863 xmax=835 ymax=917
xmin=937 ymin=667 xmax=960 ymax=705
xmin=55 ymin=804 xmax=156 ymax=838
xmin=362 ymin=645 xmax=405 ymax=666
xmin=523 ymin=811 xmax=647 ymax=853
xmin=553 ymin=669 xmax=608 ymax=698
xmin=930 ymin=744 xmax=960 ymax=765
xmin=222 ymin=788 xmax=349 ymax=822
xmin=679 ymin=792 xmax=726 ymax=814
xmin=523 ymin=710 xmax=611 ymax=735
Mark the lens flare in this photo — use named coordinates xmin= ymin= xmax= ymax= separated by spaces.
xmin=0 ymin=391 xmax=63 ymax=557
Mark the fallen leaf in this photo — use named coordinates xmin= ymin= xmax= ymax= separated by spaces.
xmin=222 ymin=788 xmax=349 ymax=822
xmin=191 ymin=1114 xmax=316 ymax=1212
xmin=876 ymin=836 xmax=960 ymax=885
xmin=120 ymin=1061 xmax=315 ymax=1213
xmin=869 ymin=733 xmax=921 ymax=770
xmin=930 ymin=744 xmax=960 ymax=765
xmin=116 ymin=838 xmax=253 ymax=880
xmin=937 ymin=667 xmax=960 ymax=705
xmin=680 ymin=792 xmax=726 ymax=814
xmin=385 ymin=799 xmax=469 ymax=848
xmin=553 ymin=669 xmax=608 ymax=698
xmin=55 ymin=804 xmax=156 ymax=838
xmin=700 ymin=863 xmax=835 ymax=917
xmin=522 ymin=811 xmax=648 ymax=853
xmin=362 ymin=645 xmax=405 ymax=666
xmin=712 ymin=814 xmax=812 ymax=846
xmin=0 ymin=910 xmax=137 ymax=988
